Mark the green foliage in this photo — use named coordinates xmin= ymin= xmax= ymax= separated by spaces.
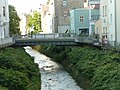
xmin=9 ymin=5 xmax=20 ymax=35
xmin=27 ymin=11 xmax=41 ymax=34
xmin=40 ymin=46 xmax=70 ymax=62
xmin=40 ymin=46 xmax=120 ymax=90
xmin=0 ymin=86 xmax=8 ymax=90
xmin=92 ymin=63 xmax=120 ymax=90
xmin=0 ymin=68 xmax=30 ymax=90
xmin=0 ymin=47 xmax=40 ymax=90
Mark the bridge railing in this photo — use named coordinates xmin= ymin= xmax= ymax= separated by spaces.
xmin=32 ymin=33 xmax=76 ymax=39
xmin=14 ymin=33 xmax=77 ymax=40
xmin=58 ymin=33 xmax=76 ymax=38
xmin=31 ymin=33 xmax=59 ymax=39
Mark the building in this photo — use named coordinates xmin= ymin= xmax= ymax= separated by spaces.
xmin=95 ymin=0 xmax=120 ymax=47
xmin=41 ymin=4 xmax=50 ymax=33
xmin=95 ymin=19 xmax=102 ymax=41
xmin=88 ymin=0 xmax=100 ymax=35
xmin=100 ymin=0 xmax=115 ymax=46
xmin=115 ymin=0 xmax=120 ymax=46
xmin=70 ymin=8 xmax=99 ymax=35
xmin=41 ymin=0 xmax=83 ymax=33
xmin=96 ymin=0 xmax=115 ymax=46
xmin=81 ymin=0 xmax=100 ymax=35
xmin=0 ymin=0 xmax=9 ymax=38
xmin=19 ymin=13 xmax=29 ymax=35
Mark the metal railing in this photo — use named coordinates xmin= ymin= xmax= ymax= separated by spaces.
xmin=14 ymin=33 xmax=77 ymax=40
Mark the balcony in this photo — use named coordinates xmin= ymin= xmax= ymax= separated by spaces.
xmin=89 ymin=0 xmax=100 ymax=5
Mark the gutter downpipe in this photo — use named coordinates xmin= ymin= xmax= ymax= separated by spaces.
xmin=89 ymin=0 xmax=92 ymax=36
xmin=114 ymin=0 xmax=117 ymax=49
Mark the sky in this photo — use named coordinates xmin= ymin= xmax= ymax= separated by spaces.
xmin=8 ymin=0 xmax=47 ymax=13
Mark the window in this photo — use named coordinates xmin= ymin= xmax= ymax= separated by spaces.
xmin=51 ymin=3 xmax=53 ymax=5
xmin=80 ymin=16 xmax=84 ymax=22
xmin=96 ymin=27 xmax=99 ymax=34
xmin=110 ymin=0 xmax=112 ymax=3
xmin=4 ymin=28 xmax=5 ymax=38
xmin=103 ymin=6 xmax=104 ymax=17
xmin=84 ymin=0 xmax=87 ymax=2
xmin=63 ymin=11 xmax=67 ymax=16
xmin=103 ymin=27 xmax=105 ymax=34
xmin=105 ymin=6 xmax=107 ymax=16
xmin=110 ymin=14 xmax=112 ymax=25
xmin=3 ymin=7 xmax=5 ymax=16
xmin=63 ymin=0 xmax=67 ymax=7
xmin=106 ymin=27 xmax=107 ymax=34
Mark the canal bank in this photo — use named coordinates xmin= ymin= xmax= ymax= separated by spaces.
xmin=0 ymin=47 xmax=40 ymax=90
xmin=40 ymin=46 xmax=120 ymax=90
xmin=25 ymin=46 xmax=83 ymax=90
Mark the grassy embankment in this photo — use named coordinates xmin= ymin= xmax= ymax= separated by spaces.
xmin=0 ymin=47 xmax=41 ymax=90
xmin=40 ymin=46 xmax=120 ymax=90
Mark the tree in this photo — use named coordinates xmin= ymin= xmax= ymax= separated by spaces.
xmin=9 ymin=5 xmax=20 ymax=35
xmin=27 ymin=11 xmax=42 ymax=34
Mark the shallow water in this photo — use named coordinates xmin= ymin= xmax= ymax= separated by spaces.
xmin=24 ymin=46 xmax=82 ymax=90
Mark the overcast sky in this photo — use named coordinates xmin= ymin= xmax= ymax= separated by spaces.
xmin=8 ymin=0 xmax=47 ymax=13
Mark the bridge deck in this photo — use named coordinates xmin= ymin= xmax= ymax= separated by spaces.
xmin=14 ymin=34 xmax=98 ymax=46
xmin=15 ymin=38 xmax=77 ymax=46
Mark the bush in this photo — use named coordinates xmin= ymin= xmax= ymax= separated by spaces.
xmin=40 ymin=46 xmax=120 ymax=90
xmin=0 ymin=47 xmax=40 ymax=90
xmin=0 ymin=68 xmax=29 ymax=90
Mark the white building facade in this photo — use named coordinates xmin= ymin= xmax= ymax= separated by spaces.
xmin=19 ymin=13 xmax=29 ymax=35
xmin=100 ymin=0 xmax=120 ymax=46
xmin=41 ymin=0 xmax=54 ymax=33
xmin=115 ymin=0 xmax=120 ymax=46
xmin=100 ymin=0 xmax=115 ymax=45
xmin=0 ymin=0 xmax=9 ymax=38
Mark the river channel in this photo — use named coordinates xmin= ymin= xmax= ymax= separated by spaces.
xmin=24 ymin=46 xmax=82 ymax=90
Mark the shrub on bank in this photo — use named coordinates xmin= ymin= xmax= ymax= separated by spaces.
xmin=0 ymin=86 xmax=8 ymax=90
xmin=0 ymin=47 xmax=40 ymax=90
xmin=40 ymin=46 xmax=120 ymax=90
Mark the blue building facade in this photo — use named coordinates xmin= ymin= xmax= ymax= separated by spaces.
xmin=70 ymin=8 xmax=99 ymax=36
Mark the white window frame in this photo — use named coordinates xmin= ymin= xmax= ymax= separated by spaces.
xmin=80 ymin=16 xmax=84 ymax=23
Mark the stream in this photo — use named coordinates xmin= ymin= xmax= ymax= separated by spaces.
xmin=24 ymin=46 xmax=82 ymax=90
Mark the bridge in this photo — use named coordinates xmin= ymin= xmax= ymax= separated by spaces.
xmin=0 ymin=33 xmax=99 ymax=48
xmin=14 ymin=33 xmax=98 ymax=46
